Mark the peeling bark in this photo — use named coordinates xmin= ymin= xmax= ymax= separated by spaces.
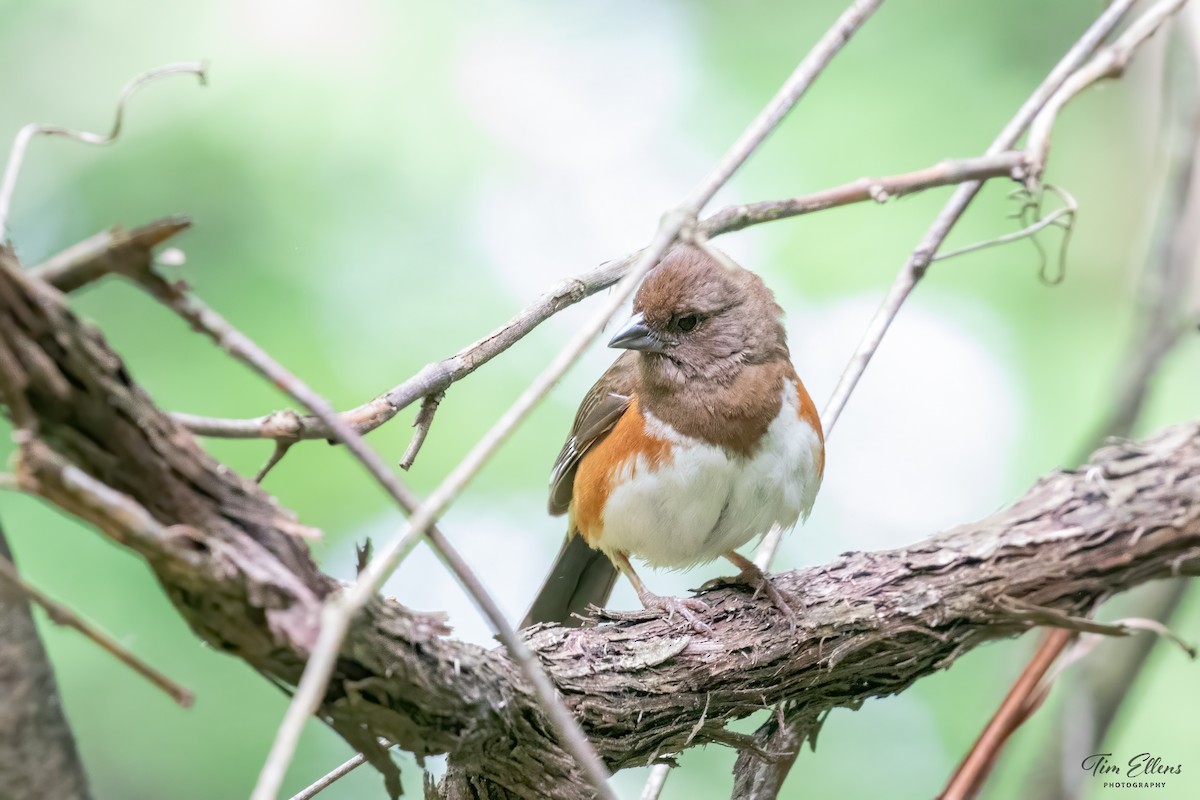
xmin=0 ymin=249 xmax=1197 ymax=798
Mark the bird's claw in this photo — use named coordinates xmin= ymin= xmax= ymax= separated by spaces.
xmin=705 ymin=568 xmax=801 ymax=631
xmin=640 ymin=593 xmax=712 ymax=635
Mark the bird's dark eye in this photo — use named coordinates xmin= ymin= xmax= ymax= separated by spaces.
xmin=676 ymin=314 xmax=699 ymax=332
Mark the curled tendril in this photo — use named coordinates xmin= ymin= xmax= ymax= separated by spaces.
xmin=933 ymin=183 xmax=1077 ymax=286
xmin=0 ymin=62 xmax=208 ymax=240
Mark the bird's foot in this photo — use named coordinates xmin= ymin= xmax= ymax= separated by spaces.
xmin=703 ymin=563 xmax=801 ymax=630
xmin=637 ymin=590 xmax=712 ymax=635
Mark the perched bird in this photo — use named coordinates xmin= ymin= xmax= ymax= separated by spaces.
xmin=520 ymin=245 xmax=824 ymax=632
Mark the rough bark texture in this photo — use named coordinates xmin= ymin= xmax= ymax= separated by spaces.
xmin=0 ymin=248 xmax=1198 ymax=799
xmin=0 ymin=521 xmax=93 ymax=800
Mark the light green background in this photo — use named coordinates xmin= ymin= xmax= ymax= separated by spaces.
xmin=0 ymin=1 xmax=1197 ymax=798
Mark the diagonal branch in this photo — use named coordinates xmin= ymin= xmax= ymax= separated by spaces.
xmin=0 ymin=544 xmax=193 ymax=707
xmin=1025 ymin=0 xmax=1188 ymax=190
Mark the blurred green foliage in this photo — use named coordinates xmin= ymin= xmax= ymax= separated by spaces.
xmin=0 ymin=1 xmax=1197 ymax=798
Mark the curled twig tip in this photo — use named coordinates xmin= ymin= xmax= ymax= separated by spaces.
xmin=0 ymin=62 xmax=209 ymax=241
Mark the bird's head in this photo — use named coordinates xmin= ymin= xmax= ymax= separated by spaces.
xmin=609 ymin=245 xmax=788 ymax=386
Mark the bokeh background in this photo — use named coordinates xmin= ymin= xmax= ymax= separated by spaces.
xmin=1 ymin=1 xmax=1198 ymax=798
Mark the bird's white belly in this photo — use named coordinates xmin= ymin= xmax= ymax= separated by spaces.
xmin=598 ymin=380 xmax=822 ymax=569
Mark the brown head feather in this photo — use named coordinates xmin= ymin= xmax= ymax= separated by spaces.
xmin=629 ymin=246 xmax=794 ymax=454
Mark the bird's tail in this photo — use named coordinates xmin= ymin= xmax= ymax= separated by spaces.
xmin=520 ymin=535 xmax=618 ymax=629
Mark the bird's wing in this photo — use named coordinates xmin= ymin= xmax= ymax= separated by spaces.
xmin=548 ymin=351 xmax=639 ymax=516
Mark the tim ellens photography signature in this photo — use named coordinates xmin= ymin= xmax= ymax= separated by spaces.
xmin=1082 ymin=753 xmax=1182 ymax=789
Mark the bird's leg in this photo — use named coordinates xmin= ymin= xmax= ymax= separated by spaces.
xmin=711 ymin=550 xmax=801 ymax=629
xmin=612 ymin=552 xmax=711 ymax=635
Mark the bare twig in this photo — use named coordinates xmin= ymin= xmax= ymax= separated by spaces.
xmin=27 ymin=216 xmax=191 ymax=293
xmin=1104 ymin=616 xmax=1196 ymax=658
xmin=0 ymin=63 xmax=207 ymax=241
xmin=698 ymin=152 xmax=1027 ymax=236
xmin=938 ymin=629 xmax=1074 ymax=800
xmin=398 ymin=391 xmax=443 ymax=471
xmin=287 ymin=741 xmax=391 ymax=800
xmin=254 ymin=439 xmax=297 ymax=484
xmin=260 ymin=2 xmax=887 ymax=798
xmin=0 ymin=533 xmax=193 ymax=707
xmin=639 ymin=764 xmax=672 ymax=800
xmin=683 ymin=0 xmax=887 ymax=213
xmin=1025 ymin=0 xmax=1188 ymax=189
xmin=930 ymin=186 xmax=1076 ymax=266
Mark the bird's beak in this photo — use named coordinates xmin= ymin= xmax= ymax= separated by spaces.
xmin=608 ymin=311 xmax=668 ymax=354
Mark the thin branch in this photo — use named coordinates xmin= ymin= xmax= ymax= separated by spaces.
xmin=938 ymin=630 xmax=1074 ymax=800
xmin=287 ymin=741 xmax=391 ymax=800
xmin=639 ymin=764 xmax=672 ymax=800
xmin=817 ymin=0 xmax=1145 ymax=437
xmin=1025 ymin=0 xmax=1188 ymax=189
xmin=697 ymin=152 xmax=1026 ymax=236
xmin=27 ymin=216 xmax=192 ymax=293
xmin=930 ymin=187 xmax=1076 ymax=265
xmin=0 ymin=535 xmax=193 ymax=707
xmin=262 ymin=2 xmax=888 ymax=798
xmin=1104 ymin=616 xmax=1196 ymax=659
xmin=683 ymin=0 xmax=887 ymax=212
xmin=254 ymin=439 xmax=297 ymax=484
xmin=0 ymin=63 xmax=207 ymax=241
xmin=398 ymin=391 xmax=443 ymax=471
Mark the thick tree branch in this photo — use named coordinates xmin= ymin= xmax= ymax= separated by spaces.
xmin=1 ymin=238 xmax=1198 ymax=799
